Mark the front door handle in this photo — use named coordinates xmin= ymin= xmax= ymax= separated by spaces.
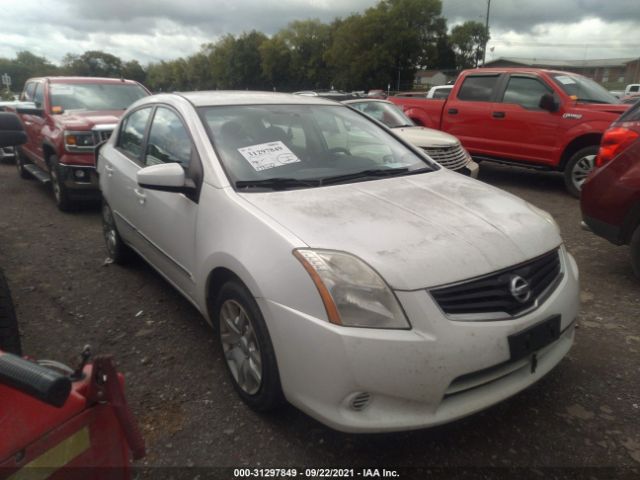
xmin=492 ymin=111 xmax=506 ymax=118
xmin=133 ymin=188 xmax=146 ymax=205
xmin=447 ymin=108 xmax=458 ymax=115
xmin=104 ymin=164 xmax=114 ymax=177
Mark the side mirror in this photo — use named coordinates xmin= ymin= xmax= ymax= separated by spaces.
xmin=539 ymin=93 xmax=559 ymax=112
xmin=137 ymin=162 xmax=195 ymax=194
xmin=16 ymin=101 xmax=44 ymax=116
xmin=0 ymin=112 xmax=28 ymax=148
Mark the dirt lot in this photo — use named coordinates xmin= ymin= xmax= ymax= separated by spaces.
xmin=0 ymin=160 xmax=639 ymax=477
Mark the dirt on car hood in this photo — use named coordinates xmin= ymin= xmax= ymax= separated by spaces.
xmin=241 ymin=170 xmax=562 ymax=290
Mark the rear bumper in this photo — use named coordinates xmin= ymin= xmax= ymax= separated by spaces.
xmin=582 ymin=214 xmax=623 ymax=245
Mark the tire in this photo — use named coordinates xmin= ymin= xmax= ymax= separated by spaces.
xmin=16 ymin=149 xmax=32 ymax=179
xmin=564 ymin=146 xmax=598 ymax=198
xmin=0 ymin=269 xmax=22 ymax=355
xmin=631 ymin=225 xmax=640 ymax=279
xmin=102 ymin=200 xmax=133 ymax=265
xmin=49 ymin=155 xmax=73 ymax=212
xmin=214 ymin=280 xmax=284 ymax=411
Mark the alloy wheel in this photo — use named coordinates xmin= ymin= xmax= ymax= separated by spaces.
xmin=219 ymin=299 xmax=263 ymax=395
xmin=571 ymin=154 xmax=595 ymax=191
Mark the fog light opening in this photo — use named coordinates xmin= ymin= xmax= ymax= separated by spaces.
xmin=348 ymin=392 xmax=371 ymax=411
xmin=74 ymin=169 xmax=87 ymax=180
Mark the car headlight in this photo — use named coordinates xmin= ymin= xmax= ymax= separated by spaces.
xmin=293 ymin=249 xmax=410 ymax=329
xmin=65 ymin=131 xmax=95 ymax=152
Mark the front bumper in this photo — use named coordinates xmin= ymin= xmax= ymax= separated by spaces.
xmin=262 ymin=248 xmax=579 ymax=433
xmin=58 ymin=163 xmax=100 ymax=198
xmin=0 ymin=147 xmax=15 ymax=161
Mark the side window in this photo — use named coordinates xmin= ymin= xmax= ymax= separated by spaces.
xmin=145 ymin=107 xmax=192 ymax=167
xmin=33 ymin=83 xmax=44 ymax=108
xmin=118 ymin=108 xmax=152 ymax=161
xmin=457 ymin=75 xmax=500 ymax=102
xmin=22 ymin=82 xmax=36 ymax=101
xmin=502 ymin=77 xmax=552 ymax=109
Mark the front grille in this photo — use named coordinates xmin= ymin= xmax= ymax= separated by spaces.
xmin=430 ymin=249 xmax=562 ymax=318
xmin=93 ymin=129 xmax=113 ymax=143
xmin=422 ymin=144 xmax=470 ymax=171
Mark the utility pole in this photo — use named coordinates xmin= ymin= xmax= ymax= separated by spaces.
xmin=482 ymin=0 xmax=491 ymax=66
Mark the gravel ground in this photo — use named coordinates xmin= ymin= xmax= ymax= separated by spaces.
xmin=0 ymin=160 xmax=638 ymax=478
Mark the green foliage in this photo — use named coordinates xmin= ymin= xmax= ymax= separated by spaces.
xmin=449 ymin=21 xmax=490 ymax=69
xmin=0 ymin=0 xmax=472 ymax=95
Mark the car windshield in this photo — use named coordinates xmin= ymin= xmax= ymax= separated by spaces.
xmin=49 ymin=83 xmax=148 ymax=111
xmin=199 ymin=104 xmax=433 ymax=190
xmin=550 ymin=73 xmax=620 ymax=105
xmin=348 ymin=101 xmax=415 ymax=128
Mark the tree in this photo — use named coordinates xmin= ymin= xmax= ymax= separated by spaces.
xmin=122 ymin=60 xmax=146 ymax=83
xmin=0 ymin=51 xmax=58 ymax=93
xmin=449 ymin=21 xmax=489 ymax=69
xmin=62 ymin=50 xmax=124 ymax=77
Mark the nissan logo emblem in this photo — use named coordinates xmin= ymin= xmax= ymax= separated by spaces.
xmin=509 ymin=275 xmax=531 ymax=303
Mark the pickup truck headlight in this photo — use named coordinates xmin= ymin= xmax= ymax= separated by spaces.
xmin=293 ymin=249 xmax=410 ymax=329
xmin=64 ymin=131 xmax=95 ymax=152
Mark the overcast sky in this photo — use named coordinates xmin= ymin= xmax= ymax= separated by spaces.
xmin=1 ymin=0 xmax=639 ymax=65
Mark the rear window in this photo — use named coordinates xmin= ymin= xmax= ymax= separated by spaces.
xmin=618 ymin=101 xmax=640 ymax=122
xmin=457 ymin=75 xmax=499 ymax=102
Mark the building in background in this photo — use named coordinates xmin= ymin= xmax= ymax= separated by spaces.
xmin=483 ymin=57 xmax=640 ymax=88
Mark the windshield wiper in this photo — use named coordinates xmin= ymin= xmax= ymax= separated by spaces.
xmin=319 ymin=167 xmax=412 ymax=185
xmin=236 ymin=177 xmax=321 ymax=190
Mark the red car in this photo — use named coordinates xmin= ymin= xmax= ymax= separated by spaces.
xmin=581 ymin=101 xmax=640 ymax=277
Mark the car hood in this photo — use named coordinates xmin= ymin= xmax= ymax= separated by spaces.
xmin=392 ymin=126 xmax=458 ymax=148
xmin=241 ymin=170 xmax=562 ymax=290
xmin=56 ymin=110 xmax=123 ymax=130
xmin=575 ymin=103 xmax=629 ymax=116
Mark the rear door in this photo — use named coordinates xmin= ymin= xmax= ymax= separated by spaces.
xmin=441 ymin=73 xmax=502 ymax=154
xmin=19 ymin=81 xmax=46 ymax=164
xmin=102 ymin=106 xmax=153 ymax=252
xmin=486 ymin=74 xmax=562 ymax=165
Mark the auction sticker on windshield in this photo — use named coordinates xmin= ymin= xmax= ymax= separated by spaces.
xmin=238 ymin=141 xmax=301 ymax=172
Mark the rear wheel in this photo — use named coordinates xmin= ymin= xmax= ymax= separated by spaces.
xmin=564 ymin=146 xmax=598 ymax=198
xmin=0 ymin=269 xmax=22 ymax=355
xmin=49 ymin=155 xmax=73 ymax=212
xmin=214 ymin=280 xmax=284 ymax=411
xmin=102 ymin=200 xmax=133 ymax=265
xmin=631 ymin=225 xmax=640 ymax=279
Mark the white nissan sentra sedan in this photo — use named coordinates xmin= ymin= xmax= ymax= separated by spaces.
xmin=97 ymin=91 xmax=579 ymax=433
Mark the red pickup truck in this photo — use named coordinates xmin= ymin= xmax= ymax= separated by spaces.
xmin=390 ymin=68 xmax=629 ymax=196
xmin=13 ymin=77 xmax=149 ymax=211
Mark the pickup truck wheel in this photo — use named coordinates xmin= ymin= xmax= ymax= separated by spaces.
xmin=102 ymin=201 xmax=133 ymax=265
xmin=631 ymin=225 xmax=640 ymax=279
xmin=214 ymin=280 xmax=284 ymax=412
xmin=49 ymin=155 xmax=73 ymax=212
xmin=0 ymin=268 xmax=22 ymax=355
xmin=564 ymin=146 xmax=598 ymax=198
xmin=16 ymin=149 xmax=32 ymax=180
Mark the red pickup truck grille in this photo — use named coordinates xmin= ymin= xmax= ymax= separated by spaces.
xmin=422 ymin=144 xmax=469 ymax=171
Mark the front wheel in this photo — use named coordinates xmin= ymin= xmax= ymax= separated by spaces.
xmin=564 ymin=146 xmax=598 ymax=198
xmin=16 ymin=149 xmax=32 ymax=179
xmin=214 ymin=280 xmax=284 ymax=411
xmin=49 ymin=155 xmax=73 ymax=212
xmin=0 ymin=269 xmax=22 ymax=355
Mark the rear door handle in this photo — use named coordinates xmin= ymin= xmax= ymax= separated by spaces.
xmin=133 ymin=188 xmax=146 ymax=205
xmin=447 ymin=108 xmax=458 ymax=115
xmin=492 ymin=111 xmax=506 ymax=118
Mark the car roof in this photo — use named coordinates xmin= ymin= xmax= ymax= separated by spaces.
xmin=26 ymin=76 xmax=141 ymax=85
xmin=342 ymin=99 xmax=392 ymax=105
xmin=172 ymin=91 xmax=341 ymax=107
